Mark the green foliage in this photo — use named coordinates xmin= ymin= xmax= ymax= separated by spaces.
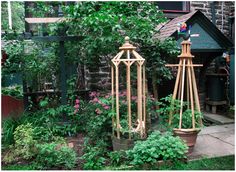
xmin=2 ymin=164 xmax=37 ymax=170
xmin=1 ymin=2 xmax=25 ymax=32
xmin=3 ymin=123 xmax=37 ymax=164
xmin=2 ymin=85 xmax=23 ymax=99
xmin=127 ymin=131 xmax=188 ymax=167
xmin=143 ymin=38 xmax=179 ymax=84
xmin=81 ymin=139 xmax=108 ymax=170
xmin=61 ymin=2 xmax=166 ymax=67
xmin=2 ymin=40 xmax=24 ymax=75
xmin=13 ymin=123 xmax=37 ymax=159
xmin=157 ymin=95 xmax=203 ymax=129
xmin=34 ymin=142 xmax=77 ymax=170
xmin=108 ymin=150 xmax=127 ymax=166
xmin=2 ymin=117 xmax=21 ymax=146
xmin=3 ymin=122 xmax=77 ymax=170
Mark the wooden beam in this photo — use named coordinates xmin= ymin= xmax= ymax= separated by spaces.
xmin=25 ymin=17 xmax=66 ymax=24
xmin=166 ymin=64 xmax=203 ymax=67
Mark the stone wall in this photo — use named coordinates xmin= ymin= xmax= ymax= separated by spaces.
xmin=85 ymin=56 xmax=111 ymax=91
xmin=191 ymin=1 xmax=235 ymax=39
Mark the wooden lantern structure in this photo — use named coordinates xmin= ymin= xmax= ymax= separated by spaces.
xmin=166 ymin=40 xmax=203 ymax=131
xmin=111 ymin=36 xmax=146 ymax=142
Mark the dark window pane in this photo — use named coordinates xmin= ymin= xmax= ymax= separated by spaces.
xmin=156 ymin=1 xmax=184 ymax=11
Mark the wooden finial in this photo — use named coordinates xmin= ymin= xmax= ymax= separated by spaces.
xmin=119 ymin=36 xmax=136 ymax=50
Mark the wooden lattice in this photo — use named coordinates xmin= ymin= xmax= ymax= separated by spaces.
xmin=111 ymin=37 xmax=146 ymax=139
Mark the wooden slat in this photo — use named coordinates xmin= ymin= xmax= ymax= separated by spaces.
xmin=165 ymin=64 xmax=203 ymax=67
xmin=187 ymin=59 xmax=195 ymax=129
xmin=111 ymin=65 xmax=115 ymax=136
xmin=179 ymin=59 xmax=186 ymax=129
xmin=25 ymin=17 xmax=65 ymax=24
xmin=115 ymin=65 xmax=120 ymax=139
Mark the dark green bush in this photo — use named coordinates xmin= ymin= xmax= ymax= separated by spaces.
xmin=127 ymin=131 xmax=188 ymax=166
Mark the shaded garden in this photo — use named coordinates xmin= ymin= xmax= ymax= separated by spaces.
xmin=1 ymin=1 xmax=234 ymax=170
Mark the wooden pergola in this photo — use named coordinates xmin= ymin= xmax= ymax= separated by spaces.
xmin=111 ymin=37 xmax=146 ymax=140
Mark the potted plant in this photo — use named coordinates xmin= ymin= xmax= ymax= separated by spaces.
xmin=157 ymin=95 xmax=203 ymax=154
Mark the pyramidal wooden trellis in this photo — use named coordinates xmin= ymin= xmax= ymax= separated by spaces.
xmin=166 ymin=40 xmax=203 ymax=131
xmin=111 ymin=36 xmax=146 ymax=140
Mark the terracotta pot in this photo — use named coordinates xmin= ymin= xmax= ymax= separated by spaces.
xmin=112 ymin=136 xmax=134 ymax=151
xmin=173 ymin=129 xmax=200 ymax=154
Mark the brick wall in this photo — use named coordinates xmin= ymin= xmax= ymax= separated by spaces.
xmin=191 ymin=1 xmax=235 ymax=39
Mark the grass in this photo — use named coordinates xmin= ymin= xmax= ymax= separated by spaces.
xmin=159 ymin=155 xmax=235 ymax=170
xmin=2 ymin=164 xmax=36 ymax=170
xmin=2 ymin=155 xmax=234 ymax=170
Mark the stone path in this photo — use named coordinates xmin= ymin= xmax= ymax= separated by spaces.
xmin=189 ymin=124 xmax=235 ymax=160
xmin=203 ymin=112 xmax=234 ymax=125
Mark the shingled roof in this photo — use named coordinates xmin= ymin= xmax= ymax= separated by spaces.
xmin=154 ymin=10 xmax=233 ymax=49
xmin=155 ymin=10 xmax=197 ymax=41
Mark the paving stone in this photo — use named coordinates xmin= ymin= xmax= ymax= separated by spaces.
xmin=203 ymin=112 xmax=234 ymax=125
xmin=189 ymin=134 xmax=235 ymax=159
xmin=199 ymin=124 xmax=235 ymax=135
xmin=210 ymin=130 xmax=235 ymax=146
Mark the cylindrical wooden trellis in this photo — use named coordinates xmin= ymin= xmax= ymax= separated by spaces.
xmin=166 ymin=40 xmax=203 ymax=131
xmin=111 ymin=36 xmax=146 ymax=140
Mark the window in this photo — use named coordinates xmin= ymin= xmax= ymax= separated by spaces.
xmin=156 ymin=1 xmax=190 ymax=13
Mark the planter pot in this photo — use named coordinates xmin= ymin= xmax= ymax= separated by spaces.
xmin=173 ymin=128 xmax=200 ymax=154
xmin=1 ymin=95 xmax=24 ymax=119
xmin=112 ymin=136 xmax=134 ymax=151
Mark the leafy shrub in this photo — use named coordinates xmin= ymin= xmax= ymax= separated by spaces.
xmin=81 ymin=139 xmax=108 ymax=170
xmin=34 ymin=141 xmax=77 ymax=170
xmin=13 ymin=123 xmax=37 ymax=159
xmin=2 ymin=117 xmax=21 ymax=146
xmin=108 ymin=150 xmax=128 ymax=166
xmin=3 ymin=123 xmax=37 ymax=164
xmin=2 ymin=85 xmax=23 ymax=99
xmin=127 ymin=131 xmax=188 ymax=166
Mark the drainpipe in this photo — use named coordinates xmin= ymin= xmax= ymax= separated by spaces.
xmin=211 ymin=1 xmax=216 ymax=25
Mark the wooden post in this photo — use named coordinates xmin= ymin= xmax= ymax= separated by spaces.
xmin=126 ymin=51 xmax=132 ymax=139
xmin=111 ymin=65 xmax=115 ymax=136
xmin=143 ymin=65 xmax=146 ymax=134
xmin=179 ymin=58 xmax=186 ymax=129
xmin=59 ymin=40 xmax=67 ymax=105
xmin=187 ymin=59 xmax=195 ymax=129
xmin=115 ymin=64 xmax=120 ymax=139
xmin=190 ymin=61 xmax=203 ymax=126
xmin=137 ymin=63 xmax=143 ymax=136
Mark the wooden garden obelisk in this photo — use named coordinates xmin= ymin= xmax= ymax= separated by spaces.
xmin=166 ymin=40 xmax=203 ymax=130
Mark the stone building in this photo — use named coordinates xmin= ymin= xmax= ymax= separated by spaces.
xmin=86 ymin=1 xmax=235 ymax=91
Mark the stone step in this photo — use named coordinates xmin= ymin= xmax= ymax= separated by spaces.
xmin=203 ymin=112 xmax=234 ymax=125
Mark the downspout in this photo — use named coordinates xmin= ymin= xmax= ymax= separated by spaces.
xmin=210 ymin=1 xmax=216 ymax=25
